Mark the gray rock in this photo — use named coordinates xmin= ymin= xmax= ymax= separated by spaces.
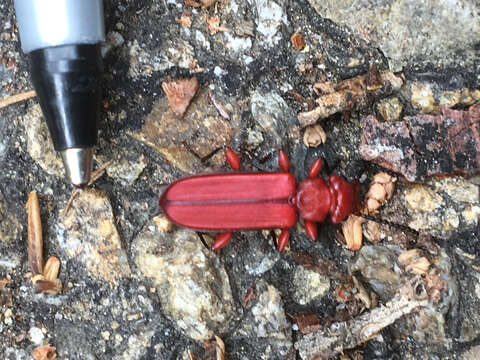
xmin=235 ymin=282 xmax=293 ymax=357
xmin=132 ymin=224 xmax=234 ymax=341
xmin=59 ymin=189 xmax=132 ymax=283
xmin=0 ymin=190 xmax=20 ymax=245
xmin=307 ymin=0 xmax=480 ymax=71
xmin=253 ymin=0 xmax=289 ymax=47
xmin=22 ymin=104 xmax=64 ymax=178
xmin=292 ymin=266 xmax=330 ymax=305
xmin=250 ymin=89 xmax=295 ymax=148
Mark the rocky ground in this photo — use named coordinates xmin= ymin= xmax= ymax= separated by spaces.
xmin=1 ymin=0 xmax=480 ymax=359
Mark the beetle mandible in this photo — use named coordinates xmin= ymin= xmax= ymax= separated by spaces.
xmin=159 ymin=147 xmax=357 ymax=251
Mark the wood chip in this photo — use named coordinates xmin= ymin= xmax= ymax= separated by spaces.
xmin=26 ymin=192 xmax=43 ymax=274
xmin=298 ymin=70 xmax=403 ymax=127
xmin=162 ymin=77 xmax=199 ymax=118
xmin=205 ymin=15 xmax=228 ymax=35
xmin=175 ymin=13 xmax=192 ymax=28
xmin=291 ymin=252 xmax=345 ymax=280
xmin=43 ymin=256 xmax=60 ymax=281
xmin=342 ymin=215 xmax=364 ymax=251
xmin=34 ymin=278 xmax=62 ymax=295
xmin=294 ymin=312 xmax=322 ymax=334
xmin=0 ymin=89 xmax=36 ymax=109
xmin=295 ymin=279 xmax=429 ymax=359
xmin=364 ymin=172 xmax=395 ymax=215
xmin=32 ymin=345 xmax=57 ymax=360
xmin=303 ymin=124 xmax=326 ymax=147
xmin=290 ymin=32 xmax=305 ymax=50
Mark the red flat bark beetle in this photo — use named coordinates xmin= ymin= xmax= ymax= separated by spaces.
xmin=159 ymin=147 xmax=357 ymax=251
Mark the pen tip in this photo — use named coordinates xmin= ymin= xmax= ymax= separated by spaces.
xmin=61 ymin=148 xmax=93 ymax=187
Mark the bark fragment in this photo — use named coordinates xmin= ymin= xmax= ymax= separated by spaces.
xmin=295 ymin=280 xmax=428 ymax=359
xmin=298 ymin=70 xmax=403 ymax=127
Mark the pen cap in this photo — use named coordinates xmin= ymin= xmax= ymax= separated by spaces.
xmin=14 ymin=0 xmax=105 ymax=53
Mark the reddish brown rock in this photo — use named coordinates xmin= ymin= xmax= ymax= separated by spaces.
xmin=360 ymin=104 xmax=480 ymax=181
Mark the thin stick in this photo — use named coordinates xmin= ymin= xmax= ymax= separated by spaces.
xmin=0 ymin=90 xmax=36 ymax=109
xmin=26 ymin=192 xmax=43 ymax=274
xmin=63 ymin=160 xmax=113 ymax=215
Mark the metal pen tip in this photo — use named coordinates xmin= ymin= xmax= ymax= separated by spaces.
xmin=60 ymin=148 xmax=93 ymax=187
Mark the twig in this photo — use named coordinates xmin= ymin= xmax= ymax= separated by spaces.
xmin=295 ymin=279 xmax=429 ymax=359
xmin=63 ymin=160 xmax=113 ymax=215
xmin=0 ymin=90 xmax=36 ymax=109
xmin=26 ymin=192 xmax=43 ymax=274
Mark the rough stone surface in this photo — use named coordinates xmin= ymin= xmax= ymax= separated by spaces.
xmin=132 ymin=224 xmax=234 ymax=341
xmin=292 ymin=266 xmax=330 ymax=305
xmin=307 ymin=0 xmax=480 ymax=71
xmin=234 ymin=282 xmax=293 ymax=358
xmin=60 ymin=189 xmax=131 ymax=283
xmin=22 ymin=104 xmax=64 ymax=178
xmin=1 ymin=0 xmax=480 ymax=358
xmin=360 ymin=104 xmax=480 ymax=182
xmin=377 ymin=97 xmax=403 ymax=122
xmin=131 ymin=88 xmax=240 ymax=173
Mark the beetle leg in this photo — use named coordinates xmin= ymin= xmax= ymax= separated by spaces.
xmin=304 ymin=220 xmax=318 ymax=241
xmin=278 ymin=150 xmax=290 ymax=173
xmin=211 ymin=232 xmax=233 ymax=251
xmin=224 ymin=147 xmax=241 ymax=171
xmin=308 ymin=158 xmax=323 ymax=178
xmin=277 ymin=228 xmax=290 ymax=251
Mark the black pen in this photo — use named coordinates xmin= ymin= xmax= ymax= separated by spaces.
xmin=14 ymin=0 xmax=105 ymax=187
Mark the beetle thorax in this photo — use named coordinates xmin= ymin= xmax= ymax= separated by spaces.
xmin=296 ymin=178 xmax=332 ymax=222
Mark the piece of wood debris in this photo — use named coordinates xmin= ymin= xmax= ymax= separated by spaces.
xmin=185 ymin=0 xmax=218 ymax=9
xmin=205 ymin=14 xmax=228 ymax=35
xmin=297 ymin=68 xmax=403 ymax=127
xmin=294 ymin=312 xmax=323 ymax=334
xmin=162 ymin=78 xmax=199 ymax=118
xmin=290 ymin=32 xmax=305 ymax=50
xmin=303 ymin=124 xmax=326 ymax=147
xmin=175 ymin=13 xmax=192 ymax=28
xmin=295 ymin=279 xmax=429 ymax=359
xmin=64 ymin=160 xmax=113 ymax=215
xmin=204 ymin=335 xmax=226 ymax=360
xmin=32 ymin=345 xmax=57 ymax=360
xmin=0 ymin=89 xmax=36 ymax=109
xmin=26 ymin=192 xmax=44 ymax=274
xmin=209 ymin=91 xmax=231 ymax=120
xmin=342 ymin=215 xmax=364 ymax=251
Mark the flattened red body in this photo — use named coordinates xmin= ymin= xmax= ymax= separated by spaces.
xmin=160 ymin=173 xmax=297 ymax=231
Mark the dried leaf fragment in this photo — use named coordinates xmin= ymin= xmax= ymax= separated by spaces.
xmin=32 ymin=345 xmax=57 ymax=360
xmin=43 ymin=256 xmax=60 ymax=281
xmin=342 ymin=215 xmax=364 ymax=251
xmin=205 ymin=15 xmax=228 ymax=35
xmin=162 ymin=77 xmax=199 ymax=118
xmin=398 ymin=249 xmax=431 ymax=275
xmin=175 ymin=13 xmax=192 ymax=28
xmin=204 ymin=335 xmax=226 ymax=360
xmin=26 ymin=191 xmax=43 ymax=274
xmin=363 ymin=220 xmax=381 ymax=243
xmin=364 ymin=172 xmax=395 ymax=214
xmin=303 ymin=124 xmax=326 ymax=147
xmin=290 ymin=32 xmax=305 ymax=50
xmin=295 ymin=312 xmax=322 ymax=334
xmin=214 ymin=335 xmax=225 ymax=360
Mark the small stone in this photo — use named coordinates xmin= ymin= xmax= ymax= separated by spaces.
xmin=292 ymin=266 xmax=330 ymax=305
xmin=0 ymin=191 xmax=20 ymax=244
xmin=29 ymin=327 xmax=44 ymax=345
xmin=132 ymin=225 xmax=234 ymax=341
xmin=60 ymin=189 xmax=131 ymax=283
xmin=131 ymin=89 xmax=240 ymax=173
xmin=101 ymin=331 xmax=110 ymax=340
xmin=360 ymin=104 xmax=480 ymax=181
xmin=254 ymin=0 xmax=288 ymax=46
xmin=100 ymin=153 xmax=147 ymax=185
xmin=377 ymin=97 xmax=403 ymax=122
xmin=410 ymin=82 xmax=437 ymax=114
xmin=405 ymin=185 xmax=443 ymax=212
xmin=22 ymin=104 xmax=63 ymax=178
xmin=463 ymin=345 xmax=480 ymax=360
